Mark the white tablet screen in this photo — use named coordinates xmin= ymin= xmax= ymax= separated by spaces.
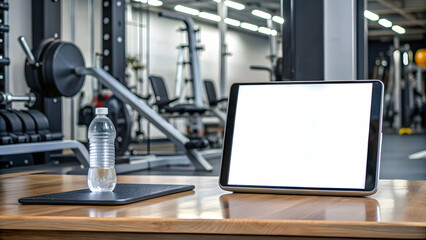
xmin=228 ymin=83 xmax=373 ymax=189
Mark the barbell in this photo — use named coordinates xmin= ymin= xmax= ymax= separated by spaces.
xmin=18 ymin=36 xmax=131 ymax=155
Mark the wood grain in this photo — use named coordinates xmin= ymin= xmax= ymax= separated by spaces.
xmin=0 ymin=230 xmax=391 ymax=240
xmin=0 ymin=174 xmax=425 ymax=239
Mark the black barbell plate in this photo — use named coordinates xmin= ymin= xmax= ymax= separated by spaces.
xmin=0 ymin=114 xmax=12 ymax=145
xmin=42 ymin=40 xmax=63 ymax=97
xmin=0 ymin=114 xmax=7 ymax=135
xmin=24 ymin=110 xmax=64 ymax=141
xmin=23 ymin=110 xmax=50 ymax=132
xmin=13 ymin=110 xmax=41 ymax=142
xmin=0 ymin=110 xmax=23 ymax=133
xmin=13 ymin=111 xmax=36 ymax=133
xmin=43 ymin=41 xmax=86 ymax=97
xmin=24 ymin=38 xmax=56 ymax=95
xmin=0 ymin=110 xmax=29 ymax=143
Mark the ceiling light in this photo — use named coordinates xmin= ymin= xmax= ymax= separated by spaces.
xmin=199 ymin=12 xmax=221 ymax=22
xmin=364 ymin=10 xmax=379 ymax=21
xmin=174 ymin=5 xmax=199 ymax=15
xmin=224 ymin=18 xmax=240 ymax=26
xmin=224 ymin=1 xmax=245 ymax=10
xmin=240 ymin=22 xmax=258 ymax=31
xmin=378 ymin=18 xmax=392 ymax=28
xmin=133 ymin=0 xmax=148 ymax=3
xmin=258 ymin=27 xmax=272 ymax=35
xmin=212 ymin=0 xmax=220 ymax=2
xmin=272 ymin=16 xmax=284 ymax=24
xmin=148 ymin=0 xmax=162 ymax=6
xmin=251 ymin=10 xmax=271 ymax=19
xmin=392 ymin=25 xmax=406 ymax=34
xmin=271 ymin=29 xmax=277 ymax=36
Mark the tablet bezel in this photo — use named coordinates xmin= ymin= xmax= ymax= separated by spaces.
xmin=219 ymin=80 xmax=384 ymax=196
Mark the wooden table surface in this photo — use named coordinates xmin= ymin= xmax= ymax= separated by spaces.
xmin=0 ymin=173 xmax=425 ymax=240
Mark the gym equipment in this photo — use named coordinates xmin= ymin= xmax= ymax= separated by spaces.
xmin=24 ymin=110 xmax=63 ymax=141
xmin=149 ymin=75 xmax=207 ymax=115
xmin=0 ymin=108 xmax=63 ymax=144
xmin=204 ymin=81 xmax=227 ymax=108
xmin=203 ymin=80 xmax=227 ymax=124
xmin=158 ymin=12 xmax=205 ymax=132
xmin=250 ymin=65 xmax=275 ymax=82
xmin=0 ymin=110 xmax=29 ymax=143
xmin=0 ymin=92 xmax=36 ymax=107
xmin=384 ymin=38 xmax=426 ymax=133
xmin=12 ymin=110 xmax=41 ymax=142
xmin=102 ymin=96 xmax=132 ymax=156
xmin=20 ymin=36 xmax=131 ymax=155
xmin=249 ymin=58 xmax=284 ymax=82
xmin=0 ymin=140 xmax=89 ymax=168
xmin=0 ymin=114 xmax=12 ymax=145
xmin=19 ymin=37 xmax=85 ymax=98
xmin=18 ymin=36 xmax=212 ymax=171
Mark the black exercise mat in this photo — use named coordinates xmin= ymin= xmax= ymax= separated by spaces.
xmin=18 ymin=184 xmax=195 ymax=206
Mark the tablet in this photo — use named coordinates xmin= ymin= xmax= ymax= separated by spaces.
xmin=219 ymin=81 xmax=384 ymax=196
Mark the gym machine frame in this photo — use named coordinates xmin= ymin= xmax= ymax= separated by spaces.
xmin=18 ymin=37 xmax=213 ymax=172
xmin=0 ymin=92 xmax=89 ymax=168
xmin=159 ymin=11 xmax=226 ymax=125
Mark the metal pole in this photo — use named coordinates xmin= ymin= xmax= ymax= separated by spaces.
xmin=267 ymin=19 xmax=277 ymax=81
xmin=3 ymin=0 xmax=8 ymax=94
xmin=90 ymin=0 xmax=95 ymax=95
xmin=393 ymin=36 xmax=401 ymax=130
xmin=416 ymin=66 xmax=423 ymax=100
xmin=218 ymin=1 xmax=228 ymax=97
xmin=70 ymin=0 xmax=76 ymax=140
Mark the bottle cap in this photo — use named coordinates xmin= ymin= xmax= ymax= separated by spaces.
xmin=96 ymin=107 xmax=108 ymax=115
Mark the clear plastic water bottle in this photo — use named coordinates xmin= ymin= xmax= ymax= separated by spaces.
xmin=87 ymin=107 xmax=117 ymax=192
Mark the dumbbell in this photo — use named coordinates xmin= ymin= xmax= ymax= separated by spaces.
xmin=0 ymin=92 xmax=36 ymax=108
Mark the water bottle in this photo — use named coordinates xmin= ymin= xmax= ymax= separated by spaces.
xmin=87 ymin=107 xmax=117 ymax=192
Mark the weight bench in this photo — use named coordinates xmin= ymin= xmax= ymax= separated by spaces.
xmin=149 ymin=75 xmax=207 ymax=115
xmin=203 ymin=80 xmax=227 ymax=124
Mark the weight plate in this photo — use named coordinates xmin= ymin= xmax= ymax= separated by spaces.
xmin=103 ymin=97 xmax=132 ymax=156
xmin=0 ymin=110 xmax=23 ymax=133
xmin=13 ymin=110 xmax=36 ymax=133
xmin=13 ymin=110 xmax=41 ymax=142
xmin=0 ymin=115 xmax=12 ymax=145
xmin=24 ymin=38 xmax=55 ymax=95
xmin=43 ymin=41 xmax=85 ymax=97
xmin=24 ymin=110 xmax=50 ymax=131
xmin=0 ymin=110 xmax=29 ymax=143
xmin=42 ymin=40 xmax=63 ymax=97
xmin=0 ymin=114 xmax=7 ymax=134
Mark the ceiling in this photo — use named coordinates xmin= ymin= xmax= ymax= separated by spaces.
xmin=367 ymin=0 xmax=426 ymax=41
xmin=134 ymin=0 xmax=426 ymax=41
xmin=139 ymin=0 xmax=282 ymax=32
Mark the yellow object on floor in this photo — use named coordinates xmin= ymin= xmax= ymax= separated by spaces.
xmin=399 ymin=128 xmax=412 ymax=135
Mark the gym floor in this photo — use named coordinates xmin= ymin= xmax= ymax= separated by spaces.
xmin=1 ymin=133 xmax=425 ymax=180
